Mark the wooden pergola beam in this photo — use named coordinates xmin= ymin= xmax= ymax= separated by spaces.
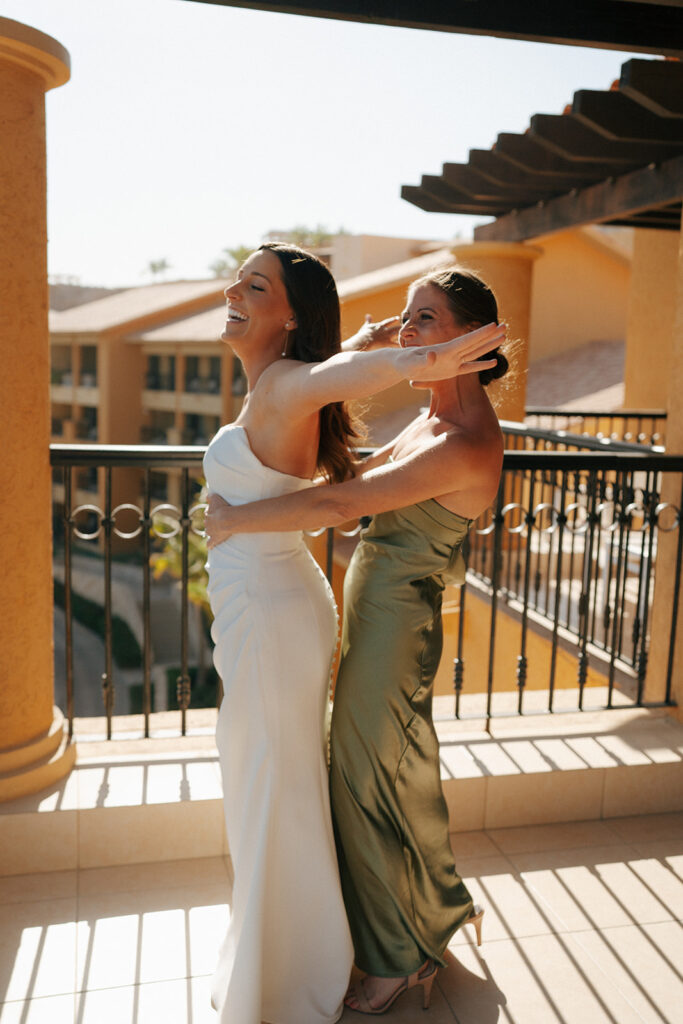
xmin=530 ymin=113 xmax=679 ymax=164
xmin=494 ymin=133 xmax=629 ymax=180
xmin=474 ymin=152 xmax=683 ymax=241
xmin=185 ymin=1 xmax=683 ymax=56
xmin=620 ymin=58 xmax=683 ymax=117
xmin=572 ymin=89 xmax=683 ymax=143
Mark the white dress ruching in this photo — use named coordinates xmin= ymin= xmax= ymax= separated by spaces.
xmin=204 ymin=424 xmax=353 ymax=1024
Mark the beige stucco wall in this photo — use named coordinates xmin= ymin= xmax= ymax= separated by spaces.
xmin=332 ymin=234 xmax=435 ymax=282
xmin=340 ymin=280 xmax=425 ymax=427
xmin=624 ymin=228 xmax=680 ymax=410
xmin=528 ymin=229 xmax=631 ymax=364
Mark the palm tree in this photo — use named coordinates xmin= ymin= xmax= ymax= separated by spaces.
xmin=146 ymin=258 xmax=172 ymax=281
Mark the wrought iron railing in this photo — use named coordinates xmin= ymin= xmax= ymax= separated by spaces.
xmin=50 ymin=442 xmax=681 ymax=738
xmin=503 ymin=420 xmax=665 ymax=454
xmin=466 ymin=451 xmax=681 ymax=719
xmin=525 ymin=408 xmax=667 ymax=447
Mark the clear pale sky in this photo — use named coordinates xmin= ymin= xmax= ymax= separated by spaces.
xmin=4 ymin=0 xmax=641 ymax=287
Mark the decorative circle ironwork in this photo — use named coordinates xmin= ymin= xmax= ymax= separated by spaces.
xmin=150 ymin=504 xmax=183 ymax=538
xmin=532 ymin=502 xmax=560 ymax=534
xmin=71 ymin=504 xmax=103 ymax=541
xmin=189 ymin=502 xmax=208 ymax=538
xmin=336 ymin=524 xmax=364 ymax=538
xmin=111 ymin=503 xmax=144 ymax=540
xmin=563 ymin=502 xmax=589 ymax=534
xmin=654 ymin=502 xmax=681 ymax=533
xmin=500 ymin=502 xmax=527 ymax=534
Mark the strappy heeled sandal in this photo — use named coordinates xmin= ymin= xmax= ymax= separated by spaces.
xmin=345 ymin=959 xmax=437 ymax=1015
xmin=464 ymin=903 xmax=485 ymax=946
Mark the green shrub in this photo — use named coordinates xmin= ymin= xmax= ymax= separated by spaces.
xmin=53 ymin=579 xmax=142 ymax=668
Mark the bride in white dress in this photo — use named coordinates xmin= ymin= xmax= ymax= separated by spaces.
xmin=204 ymin=243 xmax=504 ymax=1023
xmin=205 ymin=244 xmax=358 ymax=1024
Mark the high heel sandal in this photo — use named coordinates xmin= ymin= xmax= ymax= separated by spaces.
xmin=345 ymin=959 xmax=437 ymax=1015
xmin=464 ymin=904 xmax=484 ymax=946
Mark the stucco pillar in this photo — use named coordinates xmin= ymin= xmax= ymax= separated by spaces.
xmin=451 ymin=242 xmax=542 ymax=422
xmin=646 ymin=214 xmax=683 ymax=718
xmin=0 ymin=18 xmax=72 ymax=800
xmin=623 ymin=229 xmax=679 ymax=410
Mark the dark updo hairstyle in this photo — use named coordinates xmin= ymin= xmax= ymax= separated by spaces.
xmin=414 ymin=266 xmax=508 ymax=386
xmin=258 ymin=242 xmax=360 ymax=483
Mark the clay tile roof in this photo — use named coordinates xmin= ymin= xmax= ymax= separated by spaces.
xmin=49 ymin=279 xmax=225 ymax=333
xmin=131 ymin=302 xmax=227 ymax=343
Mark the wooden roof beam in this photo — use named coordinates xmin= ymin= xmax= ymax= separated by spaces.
xmin=399 ymin=185 xmax=453 ymax=214
xmin=441 ymin=163 xmax=547 ymax=203
xmin=473 ymin=152 xmax=683 ymax=241
xmin=619 ymin=58 xmax=683 ymax=117
xmin=530 ymin=113 xmax=679 ymax=163
xmin=494 ymin=132 xmax=628 ymax=179
xmin=185 ymin=2 xmax=683 ymax=57
xmin=415 ymin=175 xmax=518 ymax=215
xmin=468 ymin=149 xmax=597 ymax=191
xmin=572 ymin=89 xmax=683 ymax=143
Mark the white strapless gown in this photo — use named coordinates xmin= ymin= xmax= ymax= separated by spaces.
xmin=204 ymin=424 xmax=353 ymax=1024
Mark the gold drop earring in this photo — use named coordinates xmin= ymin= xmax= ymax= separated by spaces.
xmin=282 ymin=322 xmax=294 ymax=357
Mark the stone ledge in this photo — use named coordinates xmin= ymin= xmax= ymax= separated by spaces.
xmin=0 ymin=707 xmax=680 ymax=876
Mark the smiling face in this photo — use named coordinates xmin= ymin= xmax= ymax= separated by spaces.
xmin=221 ymin=249 xmax=296 ymax=352
xmin=399 ymin=283 xmax=469 ymax=348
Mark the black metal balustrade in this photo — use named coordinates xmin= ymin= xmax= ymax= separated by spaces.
xmin=525 ymin=408 xmax=667 ymax=447
xmin=50 ymin=441 xmax=681 ymax=739
xmin=503 ymin=420 xmax=665 ymax=454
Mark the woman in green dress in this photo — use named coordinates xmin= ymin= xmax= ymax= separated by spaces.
xmin=206 ymin=265 xmax=507 ymax=1015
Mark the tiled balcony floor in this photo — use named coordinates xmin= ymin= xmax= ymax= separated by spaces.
xmin=1 ymin=813 xmax=681 ymax=1023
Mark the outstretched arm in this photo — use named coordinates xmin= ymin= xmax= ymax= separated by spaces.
xmin=258 ymin=321 xmax=505 ymax=415
xmin=205 ymin=434 xmax=490 ymax=547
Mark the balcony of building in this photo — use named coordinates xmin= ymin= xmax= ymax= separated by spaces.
xmin=5 ymin=426 xmax=683 ymax=1021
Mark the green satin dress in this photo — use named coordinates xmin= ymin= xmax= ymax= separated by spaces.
xmin=329 ymin=499 xmax=474 ymax=977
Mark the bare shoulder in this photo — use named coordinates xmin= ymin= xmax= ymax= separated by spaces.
xmin=438 ymin=420 xmax=504 ymax=487
xmin=252 ymin=358 xmax=309 ymax=396
xmin=446 ymin=419 xmax=503 ymax=460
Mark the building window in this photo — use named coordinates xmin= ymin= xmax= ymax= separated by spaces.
xmin=185 ymin=355 xmax=221 ymax=394
xmin=145 ymin=354 xmax=175 ymax=391
xmin=80 ymin=346 xmax=97 ymax=387
xmin=141 ymin=410 xmax=175 ymax=444
xmin=183 ymin=413 xmax=219 ymax=445
xmin=75 ymin=407 xmax=97 ymax=441
xmin=51 ymin=345 xmax=72 ymax=385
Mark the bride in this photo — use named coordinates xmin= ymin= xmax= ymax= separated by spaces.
xmin=203 ymin=243 xmax=503 ymax=1023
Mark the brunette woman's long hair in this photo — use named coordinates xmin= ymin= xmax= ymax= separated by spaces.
xmin=259 ymin=242 xmax=360 ymax=483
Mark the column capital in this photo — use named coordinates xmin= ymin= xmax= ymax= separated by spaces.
xmin=0 ymin=16 xmax=70 ymax=91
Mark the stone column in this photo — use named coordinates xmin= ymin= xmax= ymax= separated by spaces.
xmin=0 ymin=18 xmax=72 ymax=800
xmin=623 ymin=229 xmax=679 ymax=410
xmin=450 ymin=241 xmax=542 ymax=422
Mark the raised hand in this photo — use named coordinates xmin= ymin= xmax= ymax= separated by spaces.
xmin=342 ymin=314 xmax=401 ymax=352
xmin=399 ymin=322 xmax=506 ymax=388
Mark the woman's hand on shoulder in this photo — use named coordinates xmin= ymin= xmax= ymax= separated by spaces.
xmin=205 ymin=493 xmax=234 ymax=549
xmin=401 ymin=322 xmax=505 ymax=387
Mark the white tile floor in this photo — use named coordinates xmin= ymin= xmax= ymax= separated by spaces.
xmin=1 ymin=814 xmax=682 ymax=1023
